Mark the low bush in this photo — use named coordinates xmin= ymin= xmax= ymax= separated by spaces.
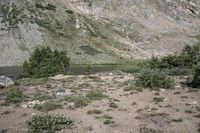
xmin=87 ymin=109 xmax=102 ymax=115
xmin=27 ymin=113 xmax=73 ymax=133
xmin=86 ymin=90 xmax=105 ymax=100
xmin=164 ymin=67 xmax=191 ymax=76
xmin=22 ymin=46 xmax=70 ymax=78
xmin=33 ymin=101 xmax=62 ymax=112
xmin=109 ymin=101 xmax=118 ymax=108
xmin=150 ymin=43 xmax=200 ymax=69
xmin=4 ymin=86 xmax=23 ymax=104
xmin=65 ymin=96 xmax=91 ymax=108
xmin=135 ymin=69 xmax=174 ymax=89
xmin=190 ymin=64 xmax=200 ymax=88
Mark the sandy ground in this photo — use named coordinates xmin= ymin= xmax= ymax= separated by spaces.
xmin=0 ymin=72 xmax=200 ymax=133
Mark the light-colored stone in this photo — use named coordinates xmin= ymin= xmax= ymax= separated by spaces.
xmin=0 ymin=76 xmax=14 ymax=88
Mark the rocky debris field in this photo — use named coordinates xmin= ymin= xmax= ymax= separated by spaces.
xmin=0 ymin=72 xmax=199 ymax=133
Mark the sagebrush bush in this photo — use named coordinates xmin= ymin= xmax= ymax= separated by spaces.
xmin=135 ymin=69 xmax=174 ymax=89
xmin=4 ymin=86 xmax=23 ymax=103
xmin=164 ymin=67 xmax=191 ymax=76
xmin=86 ymin=90 xmax=105 ymax=100
xmin=190 ymin=64 xmax=200 ymax=88
xmin=64 ymin=96 xmax=91 ymax=108
xmin=27 ymin=113 xmax=73 ymax=133
xmin=22 ymin=46 xmax=70 ymax=78
xmin=33 ymin=101 xmax=62 ymax=112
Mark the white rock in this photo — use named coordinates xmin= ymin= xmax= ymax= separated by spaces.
xmin=0 ymin=76 xmax=14 ymax=88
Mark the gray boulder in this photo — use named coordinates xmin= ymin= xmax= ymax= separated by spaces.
xmin=0 ymin=76 xmax=14 ymax=88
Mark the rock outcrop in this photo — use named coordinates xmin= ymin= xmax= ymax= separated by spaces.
xmin=0 ymin=76 xmax=14 ymax=88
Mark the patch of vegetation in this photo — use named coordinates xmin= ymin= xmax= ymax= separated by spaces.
xmin=139 ymin=126 xmax=164 ymax=133
xmin=103 ymin=119 xmax=114 ymax=125
xmin=0 ymin=129 xmax=8 ymax=133
xmin=65 ymin=96 xmax=91 ymax=108
xmin=33 ymin=101 xmax=62 ymax=112
xmin=77 ymin=83 xmax=93 ymax=90
xmin=4 ymin=86 xmax=23 ymax=104
xmin=135 ymin=69 xmax=174 ymax=89
xmin=123 ymin=86 xmax=143 ymax=92
xmin=109 ymin=101 xmax=118 ymax=108
xmin=87 ymin=109 xmax=102 ymax=115
xmin=150 ymin=43 xmax=200 ymax=69
xmin=181 ymin=96 xmax=188 ymax=99
xmin=184 ymin=110 xmax=193 ymax=114
xmin=119 ymin=65 xmax=147 ymax=74
xmin=65 ymin=9 xmax=74 ymax=14
xmin=35 ymin=3 xmax=56 ymax=11
xmin=88 ymin=76 xmax=102 ymax=82
xmin=22 ymin=46 xmax=70 ymax=78
xmin=156 ymin=112 xmax=170 ymax=117
xmin=189 ymin=64 xmax=200 ymax=88
xmin=102 ymin=115 xmax=114 ymax=124
xmin=174 ymin=91 xmax=181 ymax=95
xmin=102 ymin=115 xmax=113 ymax=120
xmin=80 ymin=46 xmax=102 ymax=56
xmin=0 ymin=4 xmax=24 ymax=27
xmin=171 ymin=118 xmax=183 ymax=122
xmin=1 ymin=110 xmax=12 ymax=115
xmin=82 ymin=65 xmax=92 ymax=74
xmin=164 ymin=67 xmax=192 ymax=76
xmin=152 ymin=97 xmax=165 ymax=103
xmin=17 ymin=78 xmax=48 ymax=86
xmin=34 ymin=92 xmax=53 ymax=102
xmin=86 ymin=90 xmax=105 ymax=100
xmin=27 ymin=113 xmax=73 ymax=133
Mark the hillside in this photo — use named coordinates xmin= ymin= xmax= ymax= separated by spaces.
xmin=0 ymin=0 xmax=200 ymax=66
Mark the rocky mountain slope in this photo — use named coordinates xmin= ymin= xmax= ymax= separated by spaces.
xmin=0 ymin=0 xmax=200 ymax=66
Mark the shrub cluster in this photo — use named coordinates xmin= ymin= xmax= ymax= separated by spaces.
xmin=150 ymin=43 xmax=200 ymax=69
xmin=149 ymin=43 xmax=200 ymax=89
xmin=33 ymin=101 xmax=62 ymax=112
xmin=22 ymin=46 xmax=70 ymax=78
xmin=190 ymin=64 xmax=200 ymax=88
xmin=4 ymin=86 xmax=23 ymax=104
xmin=35 ymin=3 xmax=56 ymax=11
xmin=135 ymin=69 xmax=174 ymax=89
xmin=64 ymin=96 xmax=91 ymax=108
xmin=27 ymin=114 xmax=73 ymax=133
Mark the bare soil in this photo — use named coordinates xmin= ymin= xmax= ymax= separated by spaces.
xmin=0 ymin=72 xmax=200 ymax=133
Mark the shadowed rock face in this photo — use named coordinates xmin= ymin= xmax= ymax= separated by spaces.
xmin=0 ymin=0 xmax=200 ymax=66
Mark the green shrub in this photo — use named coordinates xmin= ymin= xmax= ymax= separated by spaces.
xmin=65 ymin=96 xmax=91 ymax=108
xmin=82 ymin=65 xmax=92 ymax=74
xmin=86 ymin=90 xmax=105 ymax=100
xmin=34 ymin=92 xmax=53 ymax=102
xmin=150 ymin=43 xmax=200 ymax=69
xmin=119 ymin=65 xmax=143 ymax=74
xmin=164 ymin=67 xmax=191 ymax=76
xmin=190 ymin=64 xmax=200 ymax=88
xmin=4 ymin=86 xmax=23 ymax=104
xmin=152 ymin=97 xmax=165 ymax=103
xmin=27 ymin=113 xmax=73 ymax=133
xmin=109 ymin=101 xmax=118 ymax=108
xmin=104 ymin=119 xmax=114 ymax=125
xmin=35 ymin=3 xmax=56 ymax=11
xmin=22 ymin=46 xmax=70 ymax=78
xmin=33 ymin=101 xmax=62 ymax=112
xmin=135 ymin=69 xmax=174 ymax=89
xmin=87 ymin=109 xmax=102 ymax=115
xmin=150 ymin=55 xmax=182 ymax=69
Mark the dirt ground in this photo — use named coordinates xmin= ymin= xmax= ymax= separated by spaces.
xmin=0 ymin=72 xmax=200 ymax=133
